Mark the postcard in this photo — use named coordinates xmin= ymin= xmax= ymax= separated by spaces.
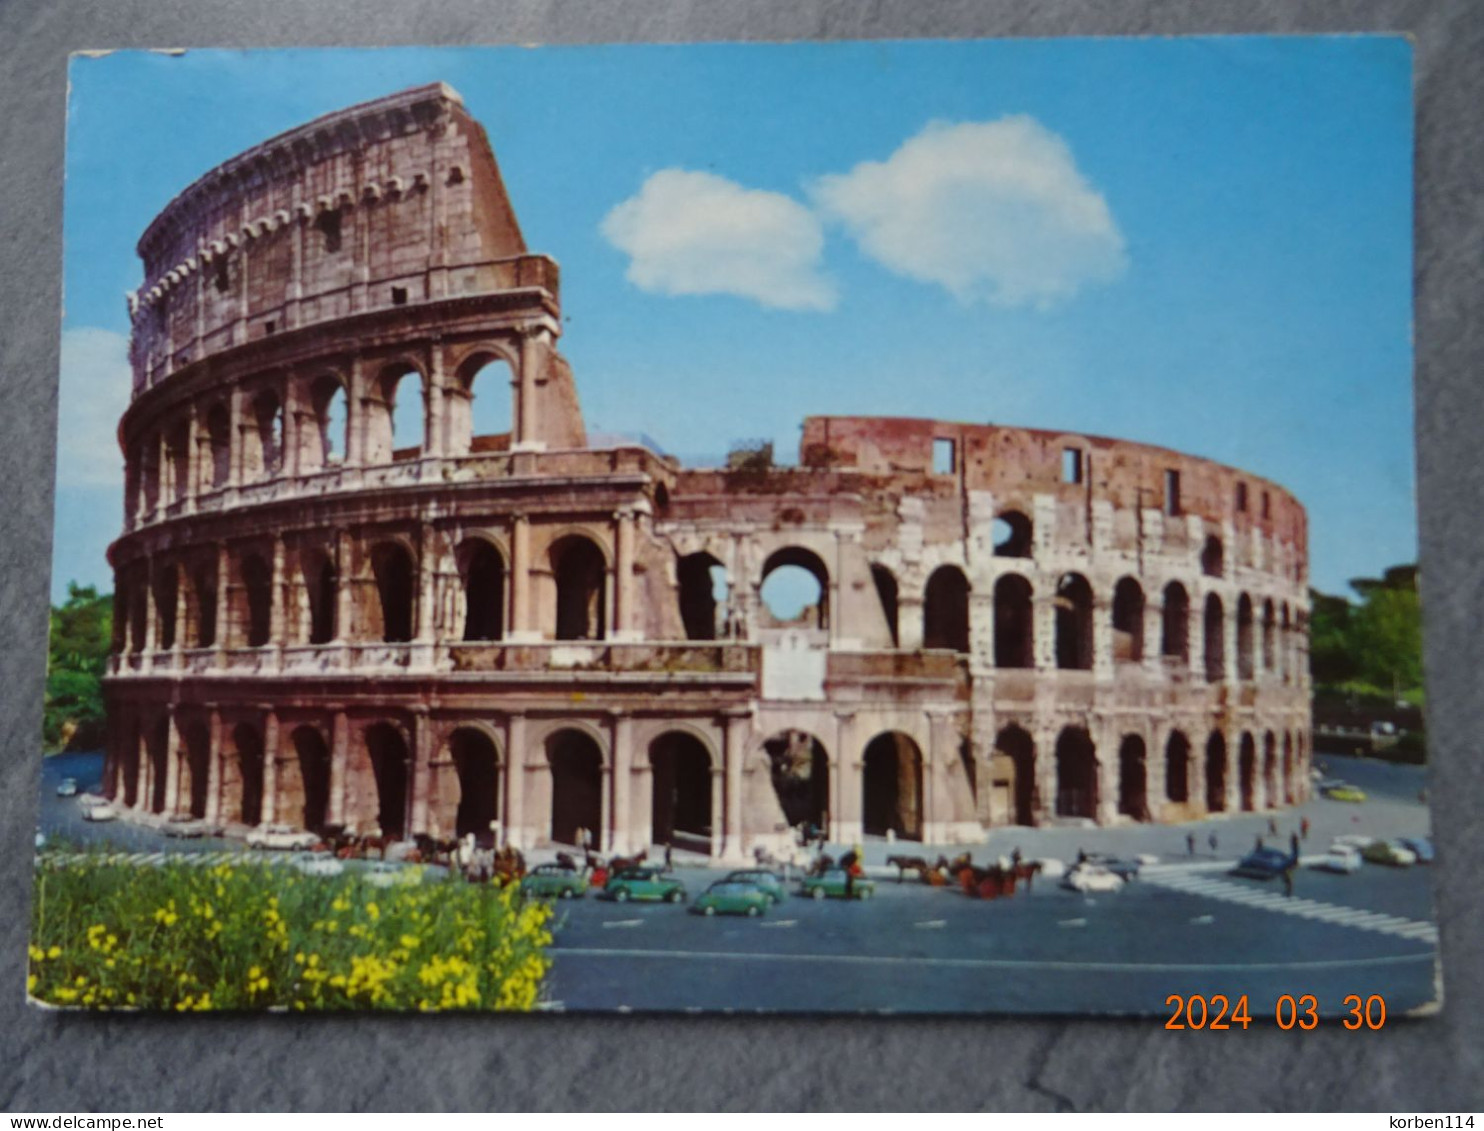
xmin=34 ymin=39 xmax=1432 ymax=1018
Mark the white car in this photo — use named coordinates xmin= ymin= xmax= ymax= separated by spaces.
xmin=1035 ymin=857 xmax=1067 ymax=879
xmin=1061 ymin=864 xmax=1125 ymax=893
xmin=80 ymin=800 xmax=117 ymax=822
xmin=1332 ymin=834 xmax=1373 ymax=851
xmin=362 ymin=861 xmax=421 ymax=888
xmin=245 ymin=824 xmax=320 ymax=851
xmin=289 ymin=852 xmax=345 ymax=877
xmin=1362 ymin=839 xmax=1418 ymax=867
xmin=55 ymin=778 xmax=79 ymax=797
xmin=1313 ymin=844 xmax=1363 ymax=873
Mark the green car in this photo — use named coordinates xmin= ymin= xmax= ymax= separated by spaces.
xmin=798 ymin=869 xmax=875 ymax=900
xmin=722 ymin=869 xmax=787 ymax=904
xmin=1322 ymin=783 xmax=1368 ymax=803
xmin=520 ymin=864 xmax=589 ymax=899
xmin=604 ymin=866 xmax=686 ymax=903
xmin=692 ymin=881 xmax=771 ymax=917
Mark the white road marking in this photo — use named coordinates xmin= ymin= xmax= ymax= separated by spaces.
xmin=1058 ymin=919 xmax=1087 ymax=928
xmin=914 ymin=920 xmax=947 ymax=930
xmin=759 ymin=920 xmax=798 ymax=929
xmin=602 ymin=919 xmax=644 ymax=929
xmin=1189 ymin=915 xmax=1215 ymax=925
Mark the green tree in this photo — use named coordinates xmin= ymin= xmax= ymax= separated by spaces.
xmin=43 ymin=583 xmax=113 ymax=752
xmin=1309 ymin=563 xmax=1423 ymax=702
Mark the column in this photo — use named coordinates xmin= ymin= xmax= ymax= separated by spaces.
xmin=205 ymin=706 xmax=222 ymax=825
xmin=1188 ymin=729 xmax=1207 ymax=813
xmin=508 ymin=513 xmax=536 ymax=642
xmin=897 ymin=591 xmax=925 ymax=651
xmin=335 ymin=530 xmax=354 ymax=644
xmin=214 ymin=543 xmax=231 ymax=659
xmin=1033 ymin=593 xmax=1057 ymax=670
xmin=283 ymin=378 xmax=303 ymax=480
xmin=1034 ymin=725 xmax=1059 ymax=823
xmin=424 ymin=345 xmax=445 ymax=460
xmin=504 ymin=714 xmax=526 ymax=849
xmin=261 ymin=708 xmax=279 ymax=825
xmin=164 ymin=707 xmax=182 ymax=816
xmin=613 ymin=510 xmax=637 ymax=642
xmin=172 ymin=565 xmax=188 ymax=662
xmin=345 ymin=356 xmax=366 ymax=468
xmin=143 ymin=556 xmax=158 ymax=656
xmin=410 ymin=708 xmax=432 ymax=837
xmin=269 ymin=536 xmax=287 ymax=663
xmin=833 ymin=708 xmax=861 ymax=845
xmin=1223 ymin=594 xmax=1239 ymax=686
xmin=1143 ymin=597 xmax=1164 ymax=676
xmin=722 ymin=710 xmax=749 ymax=861
xmin=329 ymin=708 xmax=348 ymax=827
xmin=229 ymin=387 xmax=247 ymax=489
xmin=136 ymin=726 xmax=152 ymax=813
xmin=925 ymin=710 xmax=957 ymax=842
xmin=1092 ymin=596 xmax=1114 ymax=680
xmin=183 ymin=403 xmax=199 ymax=514
xmin=1095 ymin=721 xmax=1118 ymax=825
xmin=608 ymin=711 xmax=633 ymax=854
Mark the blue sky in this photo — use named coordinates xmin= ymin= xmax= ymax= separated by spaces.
xmin=53 ymin=39 xmax=1414 ymax=603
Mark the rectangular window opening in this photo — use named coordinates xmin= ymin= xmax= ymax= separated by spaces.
xmin=1236 ymin=482 xmax=1248 ymax=512
xmin=1262 ymin=491 xmax=1271 ymax=519
xmin=932 ymin=438 xmax=956 ymax=475
xmin=263 ymin=320 xmax=276 ymax=336
xmin=1165 ymin=469 xmax=1182 ymax=516
xmin=391 ymin=286 xmax=408 ymax=306
xmin=1062 ymin=447 xmax=1083 ymax=485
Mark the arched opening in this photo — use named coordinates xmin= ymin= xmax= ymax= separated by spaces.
xmin=1237 ymin=593 xmax=1255 ymax=681
xmin=1165 ymin=731 xmax=1191 ymax=804
xmin=994 ymin=574 xmax=1034 ymax=668
xmin=1161 ymin=582 xmax=1190 ymax=663
xmin=1112 ymin=577 xmax=1145 ymax=664
xmin=650 ymin=732 xmax=713 ymax=850
xmin=181 ymin=720 xmax=210 ymax=819
xmin=291 ymin=725 xmax=332 ymax=833
xmin=251 ymin=390 xmax=284 ymax=480
xmin=763 ymin=730 xmax=830 ymax=833
xmin=302 ymin=549 xmax=337 ymax=645
xmin=1117 ymin=735 xmax=1148 ymax=820
xmin=1205 ymin=732 xmax=1227 ymax=812
xmin=861 ymin=732 xmax=923 ymax=840
xmin=386 ymin=369 xmax=424 ymax=458
xmin=1261 ymin=599 xmax=1276 ymax=675
xmin=139 ymin=435 xmax=161 ymax=514
xmin=450 ymin=728 xmax=500 ymax=844
xmin=241 ymin=553 xmax=273 ymax=648
xmin=677 ymin=552 xmax=726 ymax=641
xmin=233 ymin=723 xmax=264 ymax=827
xmin=147 ymin=716 xmax=169 ymax=814
xmin=1283 ymin=732 xmax=1295 ymax=805
xmin=459 ymin=539 xmax=506 ymax=642
xmin=1055 ymin=573 xmax=1093 ymax=671
xmin=991 ymin=725 xmax=1036 ymax=825
xmin=166 ymin=420 xmax=191 ymax=504
xmin=993 ymin=510 xmax=1033 ymax=558
xmin=191 ymin=560 xmax=217 ymax=648
xmin=363 ymin=723 xmax=410 ymax=840
xmin=551 ymin=535 xmax=607 ymax=641
xmin=870 ymin=564 xmax=899 ymax=648
xmin=923 ymin=565 xmax=970 ymax=653
xmin=309 ymin=376 xmax=349 ymax=470
xmin=1280 ymin=605 xmax=1292 ymax=683
xmin=1055 ymin=727 xmax=1097 ymax=819
xmin=1263 ymin=731 xmax=1278 ymax=809
xmin=1203 ymin=594 xmax=1225 ymax=682
xmin=1201 ymin=535 xmax=1224 ymax=579
xmin=120 ymin=724 xmax=140 ymax=808
xmin=759 ymin=547 xmax=829 ymax=630
xmin=455 ymin=354 xmax=515 ymax=456
xmin=1239 ymin=733 xmax=1257 ymax=812
xmin=206 ymin=403 xmax=231 ymax=489
xmin=370 ymin=542 xmax=415 ymax=643
xmin=126 ymin=565 xmax=148 ymax=653
xmin=153 ymin=563 xmax=178 ymax=651
xmin=547 ymin=729 xmax=603 ymax=848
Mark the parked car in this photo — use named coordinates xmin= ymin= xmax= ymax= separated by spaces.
xmin=1230 ymin=847 xmax=1295 ymax=880
xmin=798 ymin=869 xmax=875 ymax=900
xmin=604 ymin=866 xmax=686 ymax=903
xmin=1398 ymin=836 xmax=1435 ymax=863
xmin=1362 ymin=839 xmax=1417 ymax=867
xmin=289 ymin=853 xmax=345 ymax=877
xmin=721 ymin=869 xmax=786 ymax=904
xmin=362 ymin=861 xmax=426 ymax=888
xmin=163 ymin=815 xmax=214 ymax=838
xmin=1083 ymin=853 xmax=1142 ymax=880
xmin=1313 ymin=844 xmax=1363 ymax=874
xmin=244 ymin=824 xmax=320 ymax=851
xmin=79 ymin=800 xmax=117 ymax=822
xmin=55 ymin=778 xmax=79 ymax=798
xmin=1332 ymin=834 xmax=1373 ymax=850
xmin=1061 ymin=864 xmax=1125 ymax=893
xmin=521 ymin=863 xmax=589 ymax=899
xmin=1322 ymin=782 xmax=1368 ymax=803
xmin=1035 ymin=857 xmax=1067 ymax=879
xmin=692 ymin=881 xmax=771 ymax=917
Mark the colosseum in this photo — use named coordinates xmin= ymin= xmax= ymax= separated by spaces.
xmin=100 ymin=83 xmax=1312 ymax=862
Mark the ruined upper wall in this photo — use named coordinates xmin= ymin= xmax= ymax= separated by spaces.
xmin=128 ymin=84 xmax=554 ymax=395
xmin=799 ymin=415 xmax=1307 ymax=552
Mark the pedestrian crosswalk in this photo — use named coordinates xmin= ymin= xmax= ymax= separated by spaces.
xmin=39 ymin=850 xmax=275 ymax=869
xmin=1144 ymin=869 xmax=1439 ymax=943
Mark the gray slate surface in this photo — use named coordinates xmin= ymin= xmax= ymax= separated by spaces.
xmin=1 ymin=0 xmax=1481 ymax=1112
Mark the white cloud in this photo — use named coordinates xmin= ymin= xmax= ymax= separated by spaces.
xmin=811 ymin=117 xmax=1127 ymax=308
xmin=601 ymin=169 xmax=836 ymax=311
xmin=57 ymin=326 xmax=131 ymax=488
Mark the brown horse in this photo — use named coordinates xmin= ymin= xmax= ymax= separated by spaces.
xmin=887 ymin=854 xmax=952 ymax=883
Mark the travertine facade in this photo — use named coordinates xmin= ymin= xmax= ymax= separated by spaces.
xmin=102 ymin=84 xmax=1311 ymax=860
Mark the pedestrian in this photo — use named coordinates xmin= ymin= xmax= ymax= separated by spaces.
xmin=1282 ymin=865 xmax=1295 ymax=898
xmin=1208 ymin=832 xmax=1218 ymax=856
xmin=1011 ymin=846 xmax=1023 ymax=870
xmin=1300 ymin=816 xmax=1310 ymax=840
xmin=1186 ymin=833 xmax=1195 ymax=857
xmin=1255 ymin=834 xmax=1264 ymax=852
xmin=664 ymin=838 xmax=673 ymax=872
xmin=1268 ymin=817 xmax=1278 ymax=836
xmin=1290 ymin=832 xmax=1300 ymax=862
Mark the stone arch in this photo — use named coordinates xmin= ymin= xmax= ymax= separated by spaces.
xmin=861 ymin=731 xmax=923 ymax=840
xmin=550 ymin=534 xmax=607 ymax=641
xmin=1263 ymin=730 xmax=1278 ymax=809
xmin=650 ymin=731 xmax=714 ymax=850
xmin=1280 ymin=604 xmax=1292 ymax=683
xmin=369 ymin=540 xmax=416 ymax=643
xmin=240 ymin=551 xmax=273 ymax=648
xmin=1112 ymin=577 xmax=1145 ymax=664
xmin=1237 ymin=593 xmax=1256 ymax=681
xmin=119 ymin=717 xmax=141 ymax=809
xmin=289 ymin=724 xmax=332 ymax=833
xmin=994 ymin=573 xmax=1034 ymax=668
xmin=1239 ymin=732 xmax=1257 ymax=812
xmin=1165 ymin=730 xmax=1191 ymax=804
xmin=1117 ymin=734 xmax=1149 ymax=820
xmin=457 ymin=537 xmax=506 ymax=642
xmin=1283 ymin=732 xmax=1295 ymax=805
xmin=546 ymin=728 xmax=604 ymax=849
xmin=1054 ymin=727 xmax=1097 ymax=819
xmin=759 ymin=546 xmax=830 ymax=630
xmin=247 ymin=388 xmax=284 ymax=480
xmin=450 ymin=349 xmax=517 ymax=457
xmin=923 ymin=565 xmax=970 ymax=653
xmin=146 ymin=714 xmax=169 ymax=814
xmin=367 ymin=362 xmax=426 ymax=462
xmin=1261 ymin=598 xmax=1277 ymax=674
xmin=677 ymin=551 xmax=726 ymax=642
xmin=990 ymin=724 xmax=1036 ymax=826
xmin=762 ymin=730 xmax=830 ymax=833
xmin=188 ymin=558 xmax=218 ymax=648
xmin=449 ymin=726 xmax=501 ymax=843
xmin=1055 ymin=573 xmax=1094 ymax=671
xmin=993 ymin=510 xmax=1033 ymax=558
xmin=301 ymin=546 xmax=338 ymax=645
xmin=1201 ymin=534 xmax=1224 ymax=579
xmin=165 ymin=418 xmax=191 ymax=504
xmin=870 ymin=564 xmax=900 ymax=648
xmin=1203 ymin=593 xmax=1225 ymax=682
xmin=362 ymin=721 xmax=410 ymax=839
xmin=231 ymin=722 xmax=265 ymax=826
xmin=126 ymin=563 xmax=148 ymax=654
xmin=1162 ymin=582 xmax=1190 ymax=664
xmin=204 ymin=402 xmax=231 ymax=489
xmin=1205 ymin=731 xmax=1227 ymax=812
xmin=306 ymin=373 xmax=350 ymax=471
xmin=179 ymin=717 xmax=211 ymax=819
xmin=152 ymin=561 xmax=179 ymax=650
